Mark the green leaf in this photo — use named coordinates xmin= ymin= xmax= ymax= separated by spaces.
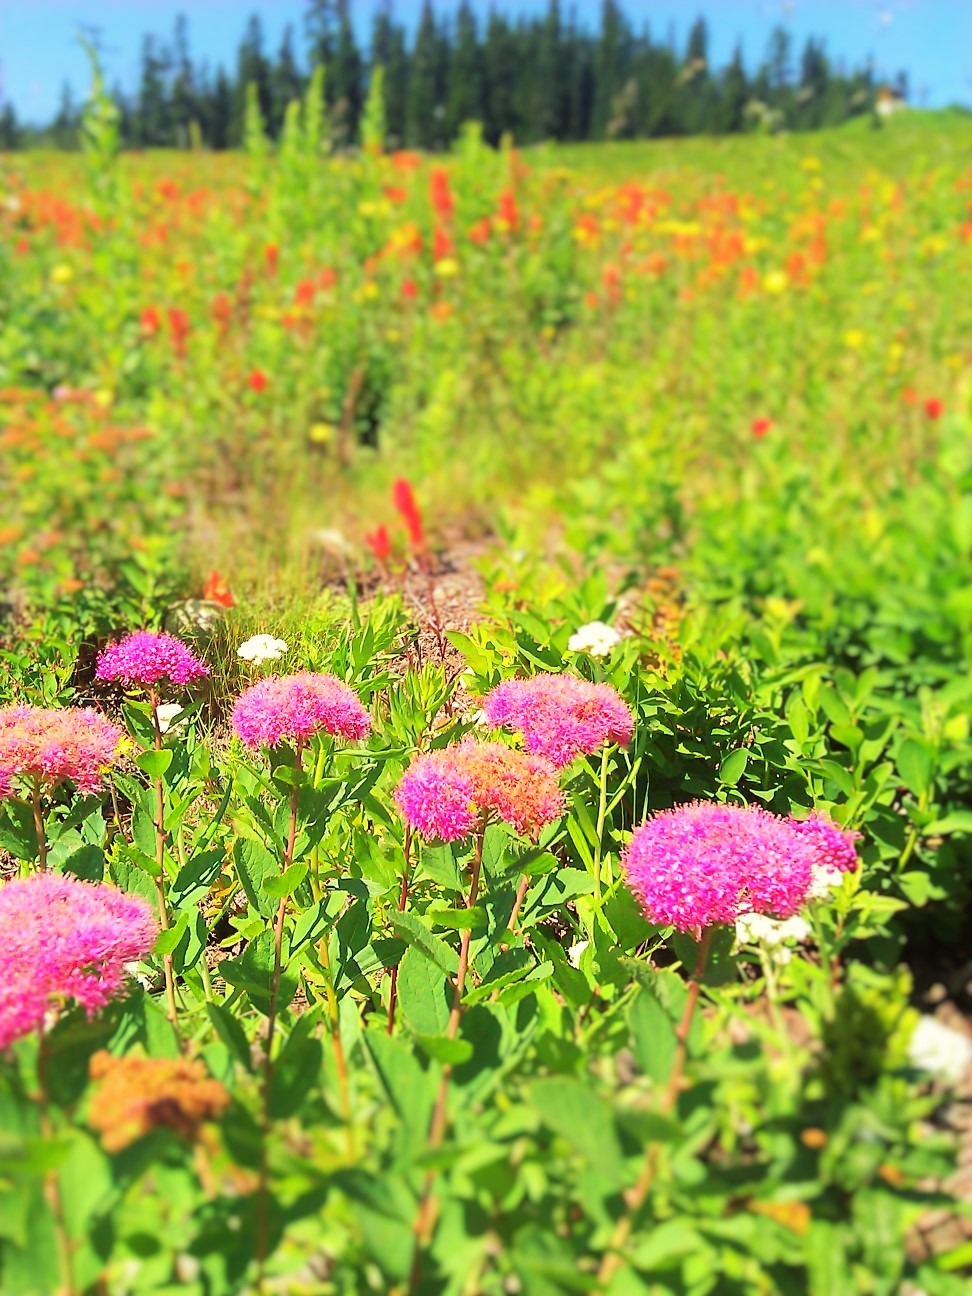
xmin=428 ymin=904 xmax=486 ymax=930
xmin=389 ymin=910 xmax=459 ymax=974
xmin=924 ymin=810 xmax=972 ymax=836
xmin=136 ymin=748 xmax=173 ymax=779
xmin=397 ymin=945 xmax=452 ymax=1037
xmin=234 ymin=838 xmax=279 ymax=918
xmin=263 ymin=861 xmax=309 ymax=898
xmin=206 ymin=1002 xmax=254 ymax=1072
xmin=718 ymin=748 xmax=750 ymax=786
xmin=415 ymin=1034 xmax=472 ymax=1064
xmin=59 ymin=843 xmax=104 ymax=882
xmin=528 ymin=1077 xmax=624 ymax=1180
xmin=627 ymin=989 xmax=678 ymax=1085
xmin=269 ymin=1014 xmax=323 ymax=1118
xmin=897 ymin=738 xmax=935 ymax=798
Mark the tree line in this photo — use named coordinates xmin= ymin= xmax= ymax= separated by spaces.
xmin=0 ymin=0 xmax=905 ymax=152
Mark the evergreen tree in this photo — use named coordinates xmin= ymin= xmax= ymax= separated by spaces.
xmin=170 ymin=15 xmax=196 ymax=148
xmin=233 ymin=15 xmax=272 ymax=147
xmin=134 ymin=37 xmax=169 ymax=147
xmin=719 ymin=42 xmax=749 ymax=134
xmin=408 ymin=2 xmax=446 ymax=149
xmin=483 ymin=10 xmax=521 ymax=144
xmin=445 ymin=2 xmax=485 ymax=140
xmin=271 ymin=26 xmax=304 ymax=136
xmin=371 ymin=6 xmax=408 ymax=147
xmin=592 ymin=0 xmax=630 ymax=138
xmin=331 ymin=0 xmax=363 ymax=144
xmin=0 ymin=103 xmax=19 ymax=150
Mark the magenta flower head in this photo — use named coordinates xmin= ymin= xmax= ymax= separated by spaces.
xmin=789 ymin=812 xmax=859 ymax=874
xmin=622 ymin=801 xmax=824 ymax=932
xmin=0 ymin=705 xmax=124 ymax=798
xmin=482 ymin=672 xmax=634 ymax=768
xmin=0 ymin=873 xmax=157 ymax=1050
xmin=231 ymin=671 xmax=372 ymax=751
xmin=96 ymin=631 xmax=209 ymax=691
xmin=395 ymin=739 xmax=564 ymax=842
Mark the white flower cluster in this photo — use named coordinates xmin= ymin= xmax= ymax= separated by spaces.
xmin=567 ymin=621 xmax=621 ymax=658
xmin=907 ymin=1016 xmax=972 ymax=1084
xmin=237 ymin=634 xmax=289 ymax=666
xmin=156 ymin=703 xmax=186 ymax=735
xmin=808 ymin=863 xmax=845 ymax=899
xmin=735 ymin=912 xmax=810 ymax=948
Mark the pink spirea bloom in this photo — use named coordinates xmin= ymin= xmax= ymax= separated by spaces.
xmin=789 ymin=813 xmax=860 ymax=874
xmin=622 ymin=801 xmax=825 ymax=932
xmin=231 ymin=672 xmax=372 ymax=750
xmin=0 ymin=873 xmax=157 ymax=1050
xmin=482 ymin=673 xmax=634 ymax=768
xmin=0 ymin=705 xmax=123 ymax=798
xmin=96 ymin=631 xmax=209 ymax=690
xmin=395 ymin=739 xmax=564 ymax=841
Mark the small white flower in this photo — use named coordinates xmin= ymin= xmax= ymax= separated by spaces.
xmin=470 ymin=708 xmax=490 ymax=729
xmin=237 ymin=633 xmax=288 ymax=666
xmin=907 ymin=1016 xmax=972 ymax=1084
xmin=568 ymin=940 xmax=589 ymax=969
xmin=155 ymin=702 xmax=185 ymax=735
xmin=457 ymin=667 xmax=476 ymax=691
xmin=567 ymin=621 xmax=621 ymax=658
xmin=735 ymin=912 xmax=810 ymax=947
xmin=124 ymin=961 xmax=155 ymax=992
xmin=808 ymin=862 xmax=845 ymax=899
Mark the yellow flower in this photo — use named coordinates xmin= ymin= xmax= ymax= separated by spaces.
xmin=308 ymin=423 xmax=334 ymax=445
xmin=51 ymin=264 xmax=74 ymax=284
xmin=763 ymin=270 xmax=788 ymax=295
xmin=844 ymin=330 xmax=865 ymax=351
xmin=434 ymin=258 xmax=459 ymax=279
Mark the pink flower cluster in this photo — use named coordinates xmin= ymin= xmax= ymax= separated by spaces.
xmin=790 ymin=813 xmax=860 ymax=874
xmin=96 ymin=631 xmax=209 ymax=690
xmin=0 ymin=705 xmax=123 ymax=798
xmin=396 ymin=739 xmax=564 ymax=841
xmin=231 ymin=672 xmax=372 ymax=750
xmin=622 ymin=801 xmax=860 ymax=932
xmin=0 ymin=873 xmax=157 ymax=1050
xmin=483 ymin=673 xmax=634 ymax=768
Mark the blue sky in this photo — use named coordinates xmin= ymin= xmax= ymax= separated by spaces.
xmin=2 ymin=1 xmax=969 ymax=124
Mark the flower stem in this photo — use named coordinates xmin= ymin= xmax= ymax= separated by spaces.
xmin=407 ymin=822 xmax=485 ymax=1294
xmin=591 ymin=743 xmax=611 ymax=902
xmin=506 ymin=871 xmax=531 ymax=939
xmin=596 ymin=927 xmax=713 ymax=1288
xmin=37 ymin=1036 xmax=77 ymax=1296
xmin=149 ymin=690 xmax=179 ymax=1039
xmin=387 ymin=826 xmax=413 ymax=1035
xmin=30 ymin=780 xmax=48 ymax=870
xmin=255 ymin=740 xmax=303 ymax=1294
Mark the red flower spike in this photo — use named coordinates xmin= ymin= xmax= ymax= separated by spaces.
xmin=248 ymin=369 xmax=268 ymax=394
xmin=392 ymin=479 xmax=424 ymax=550
xmin=365 ymin=525 xmax=392 ymax=562
xmin=202 ymin=572 xmax=234 ymax=608
xmin=751 ymin=417 xmax=772 ymax=439
xmin=924 ymin=397 xmax=944 ymax=420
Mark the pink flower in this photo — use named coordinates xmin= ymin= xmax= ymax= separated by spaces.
xmin=0 ymin=705 xmax=123 ymax=797
xmin=395 ymin=739 xmax=564 ymax=841
xmin=96 ymin=631 xmax=209 ymax=690
xmin=789 ymin=812 xmax=859 ymax=874
xmin=622 ymin=801 xmax=822 ymax=932
xmin=231 ymin=672 xmax=372 ymax=750
xmin=0 ymin=873 xmax=157 ymax=1050
xmin=482 ymin=673 xmax=634 ymax=768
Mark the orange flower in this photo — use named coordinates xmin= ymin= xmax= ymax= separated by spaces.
xmin=202 ymin=571 xmax=234 ymax=607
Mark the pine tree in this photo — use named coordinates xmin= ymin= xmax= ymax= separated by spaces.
xmin=371 ymin=6 xmax=408 ymax=147
xmin=271 ymin=26 xmax=304 ymax=137
xmin=445 ymin=2 xmax=485 ymax=140
xmin=331 ymin=0 xmax=363 ymax=144
xmin=134 ymin=36 xmax=169 ymax=147
xmin=719 ymin=42 xmax=748 ymax=134
xmin=0 ymin=103 xmax=19 ymax=150
xmin=483 ymin=10 xmax=520 ymax=144
xmin=592 ymin=0 xmax=630 ymax=138
xmin=233 ymin=15 xmax=272 ymax=147
xmin=170 ymin=15 xmax=196 ymax=149
xmin=408 ymin=2 xmax=445 ymax=149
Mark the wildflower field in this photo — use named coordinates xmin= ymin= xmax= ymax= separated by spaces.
xmin=2 ymin=99 xmax=972 ymax=1296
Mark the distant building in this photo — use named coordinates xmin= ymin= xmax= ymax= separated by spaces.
xmin=876 ymin=86 xmax=907 ymax=118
